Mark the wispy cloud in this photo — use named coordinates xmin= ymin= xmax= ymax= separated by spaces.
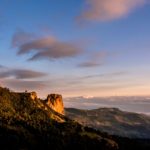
xmin=12 ymin=30 xmax=84 ymax=61
xmin=79 ymin=0 xmax=146 ymax=21
xmin=12 ymin=30 xmax=112 ymax=67
xmin=42 ymin=71 xmax=129 ymax=90
xmin=28 ymin=40 xmax=83 ymax=61
xmin=12 ymin=29 xmax=35 ymax=48
xmin=80 ymin=71 xmax=128 ymax=79
xmin=0 ymin=69 xmax=47 ymax=79
xmin=1 ymin=79 xmax=47 ymax=91
xmin=0 ymin=65 xmax=5 ymax=68
xmin=0 ymin=67 xmax=48 ymax=92
xmin=17 ymin=37 xmax=56 ymax=55
xmin=78 ymin=61 xmax=102 ymax=68
xmin=78 ymin=51 xmax=107 ymax=68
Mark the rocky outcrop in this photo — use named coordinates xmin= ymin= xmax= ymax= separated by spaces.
xmin=17 ymin=90 xmax=64 ymax=115
xmin=45 ymin=94 xmax=64 ymax=115
xmin=30 ymin=92 xmax=37 ymax=100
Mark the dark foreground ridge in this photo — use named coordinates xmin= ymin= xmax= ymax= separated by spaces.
xmin=0 ymin=86 xmax=150 ymax=150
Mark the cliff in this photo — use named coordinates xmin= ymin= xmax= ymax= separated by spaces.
xmin=45 ymin=94 xmax=64 ymax=115
xmin=16 ymin=91 xmax=64 ymax=115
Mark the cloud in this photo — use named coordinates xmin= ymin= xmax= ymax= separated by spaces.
xmin=0 ymin=69 xmax=47 ymax=79
xmin=1 ymin=79 xmax=47 ymax=91
xmin=13 ymin=33 xmax=84 ymax=61
xmin=18 ymin=37 xmax=56 ymax=55
xmin=78 ymin=61 xmax=102 ymax=67
xmin=0 ymin=67 xmax=48 ymax=92
xmin=12 ymin=29 xmax=35 ymax=48
xmin=28 ymin=41 xmax=83 ymax=61
xmin=78 ymin=51 xmax=107 ymax=68
xmin=80 ymin=71 xmax=128 ymax=79
xmin=64 ymin=96 xmax=150 ymax=114
xmin=0 ymin=65 xmax=7 ymax=71
xmin=79 ymin=0 xmax=146 ymax=21
xmin=0 ymin=65 xmax=5 ymax=68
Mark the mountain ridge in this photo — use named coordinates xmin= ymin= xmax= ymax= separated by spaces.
xmin=0 ymin=86 xmax=150 ymax=150
xmin=65 ymin=107 xmax=150 ymax=139
xmin=0 ymin=86 xmax=118 ymax=150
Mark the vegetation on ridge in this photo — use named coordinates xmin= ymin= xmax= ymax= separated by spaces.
xmin=0 ymin=87 xmax=118 ymax=150
xmin=0 ymin=86 xmax=150 ymax=150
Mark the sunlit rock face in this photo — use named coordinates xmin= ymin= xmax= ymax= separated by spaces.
xmin=46 ymin=94 xmax=64 ymax=115
xmin=30 ymin=92 xmax=37 ymax=100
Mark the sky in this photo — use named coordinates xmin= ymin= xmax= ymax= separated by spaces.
xmin=64 ymin=96 xmax=150 ymax=115
xmin=0 ymin=0 xmax=150 ymax=98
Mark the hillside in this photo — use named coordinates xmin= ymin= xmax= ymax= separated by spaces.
xmin=65 ymin=108 xmax=150 ymax=138
xmin=0 ymin=86 xmax=150 ymax=150
xmin=0 ymin=87 xmax=118 ymax=150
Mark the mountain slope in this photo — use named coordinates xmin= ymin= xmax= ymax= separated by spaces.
xmin=0 ymin=87 xmax=118 ymax=150
xmin=65 ymin=107 xmax=150 ymax=138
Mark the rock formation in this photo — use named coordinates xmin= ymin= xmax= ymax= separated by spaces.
xmin=45 ymin=94 xmax=64 ymax=115
xmin=30 ymin=91 xmax=37 ymax=100
xmin=18 ymin=90 xmax=64 ymax=115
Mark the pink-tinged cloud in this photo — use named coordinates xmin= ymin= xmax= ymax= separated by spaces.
xmin=1 ymin=79 xmax=47 ymax=91
xmin=28 ymin=42 xmax=83 ymax=61
xmin=12 ymin=29 xmax=35 ymax=48
xmin=78 ymin=51 xmax=108 ymax=68
xmin=18 ymin=37 xmax=56 ymax=55
xmin=80 ymin=0 xmax=146 ymax=21
xmin=78 ymin=61 xmax=102 ymax=67
xmin=0 ymin=69 xmax=47 ymax=79
xmin=14 ymin=34 xmax=84 ymax=61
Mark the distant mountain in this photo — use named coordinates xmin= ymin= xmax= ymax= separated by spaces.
xmin=64 ymin=96 xmax=150 ymax=115
xmin=65 ymin=107 xmax=150 ymax=139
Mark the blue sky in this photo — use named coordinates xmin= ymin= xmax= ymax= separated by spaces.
xmin=0 ymin=0 xmax=150 ymax=97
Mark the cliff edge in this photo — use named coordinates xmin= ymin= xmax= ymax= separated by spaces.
xmin=45 ymin=94 xmax=64 ymax=115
